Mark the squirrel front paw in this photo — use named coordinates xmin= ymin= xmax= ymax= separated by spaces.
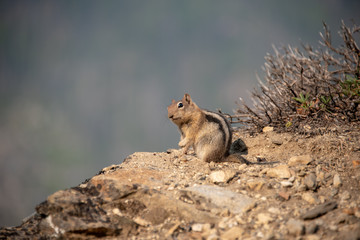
xmin=182 ymin=147 xmax=190 ymax=155
xmin=178 ymin=138 xmax=187 ymax=148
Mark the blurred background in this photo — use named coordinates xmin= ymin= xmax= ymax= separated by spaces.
xmin=1 ymin=0 xmax=359 ymax=226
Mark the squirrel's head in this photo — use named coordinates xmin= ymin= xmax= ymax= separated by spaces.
xmin=167 ymin=93 xmax=198 ymax=125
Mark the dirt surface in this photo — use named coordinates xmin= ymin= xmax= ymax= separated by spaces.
xmin=1 ymin=125 xmax=360 ymax=239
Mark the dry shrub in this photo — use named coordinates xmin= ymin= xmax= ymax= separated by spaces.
xmin=233 ymin=21 xmax=360 ymax=132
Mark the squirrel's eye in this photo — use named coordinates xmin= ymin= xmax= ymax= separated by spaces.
xmin=177 ymin=102 xmax=184 ymax=108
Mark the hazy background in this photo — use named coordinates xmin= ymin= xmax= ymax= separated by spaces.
xmin=1 ymin=0 xmax=359 ymax=226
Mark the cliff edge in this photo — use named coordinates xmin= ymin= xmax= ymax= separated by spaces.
xmin=1 ymin=128 xmax=360 ymax=239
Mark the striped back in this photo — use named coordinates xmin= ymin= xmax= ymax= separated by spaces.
xmin=203 ymin=110 xmax=232 ymax=156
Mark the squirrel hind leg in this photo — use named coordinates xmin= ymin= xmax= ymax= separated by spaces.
xmin=201 ymin=148 xmax=225 ymax=163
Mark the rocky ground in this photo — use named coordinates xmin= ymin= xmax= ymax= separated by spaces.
xmin=1 ymin=125 xmax=360 ymax=239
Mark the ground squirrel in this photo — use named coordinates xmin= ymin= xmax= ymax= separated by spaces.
xmin=167 ymin=93 xmax=276 ymax=164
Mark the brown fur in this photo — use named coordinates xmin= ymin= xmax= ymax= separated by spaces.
xmin=167 ymin=93 xmax=230 ymax=162
xmin=168 ymin=94 xmax=278 ymax=165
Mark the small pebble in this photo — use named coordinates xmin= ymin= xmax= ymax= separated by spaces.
xmin=333 ymin=173 xmax=342 ymax=188
xmin=281 ymin=181 xmax=293 ymax=188
xmin=304 ymin=173 xmax=317 ymax=191
xmin=287 ymin=218 xmax=305 ymax=236
xmin=192 ymin=223 xmax=203 ymax=232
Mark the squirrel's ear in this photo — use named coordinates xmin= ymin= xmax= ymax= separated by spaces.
xmin=183 ymin=93 xmax=192 ymax=104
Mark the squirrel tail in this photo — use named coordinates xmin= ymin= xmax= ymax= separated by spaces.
xmin=229 ymin=138 xmax=248 ymax=155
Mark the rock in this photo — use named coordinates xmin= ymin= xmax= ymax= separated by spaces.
xmin=209 ymin=170 xmax=237 ymax=183
xmin=301 ymin=201 xmax=338 ymax=220
xmin=286 ymin=218 xmax=305 ymax=236
xmin=298 ymin=170 xmax=307 ymax=177
xmin=256 ymin=213 xmax=273 ymax=225
xmin=191 ymin=223 xmax=204 ymax=232
xmin=133 ymin=217 xmax=151 ymax=226
xmin=304 ymin=234 xmax=321 ymax=240
xmin=288 ymin=176 xmax=296 ymax=182
xmin=316 ymin=171 xmax=325 ymax=183
xmin=218 ymin=217 xmax=229 ymax=229
xmin=205 ymin=231 xmax=220 ymax=240
xmin=356 ymin=209 xmax=360 ymax=218
xmin=297 ymin=183 xmax=307 ymax=192
xmin=288 ymin=155 xmax=313 ymax=166
xmin=338 ymin=224 xmax=360 ymax=240
xmin=166 ymin=148 xmax=174 ymax=154
xmin=263 ymin=126 xmax=274 ymax=132
xmin=333 ymin=173 xmax=342 ymax=188
xmin=353 ymin=160 xmax=360 ymax=167
xmin=164 ymin=221 xmax=182 ymax=238
xmin=280 ymin=181 xmax=293 ymax=188
xmin=331 ymin=188 xmax=339 ymax=197
xmin=247 ymin=179 xmax=266 ymax=191
xmin=256 ymin=232 xmax=265 ymax=238
xmin=303 ymin=125 xmax=312 ymax=131
xmin=340 ymin=190 xmax=351 ymax=202
xmin=266 ymin=165 xmax=292 ymax=179
xmin=302 ymin=192 xmax=319 ymax=205
xmin=306 ymin=223 xmax=319 ymax=234
xmin=100 ymin=164 xmax=121 ymax=173
xmin=221 ymin=226 xmax=244 ymax=240
xmin=334 ymin=213 xmax=348 ymax=225
xmin=343 ymin=207 xmax=357 ymax=215
xmin=324 ymin=172 xmax=332 ymax=181
xmin=218 ymin=217 xmax=238 ymax=229
xmin=304 ymin=173 xmax=317 ymax=191
xmin=220 ymin=209 xmax=231 ymax=217
xmin=199 ymin=224 xmax=213 ymax=238
xmin=183 ymin=185 xmax=255 ymax=214
xmin=238 ymin=164 xmax=247 ymax=171
xmin=268 ymin=207 xmax=281 ymax=215
xmin=209 ymin=171 xmax=226 ymax=183
xmin=343 ymin=207 xmax=360 ymax=218
xmin=270 ymin=135 xmax=283 ymax=145
xmin=243 ymin=201 xmax=257 ymax=213
xmin=277 ymin=191 xmax=291 ymax=201
xmin=34 ymin=185 xmax=140 ymax=238
xmin=1 ymin=127 xmax=359 ymax=240
xmin=143 ymin=207 xmax=169 ymax=225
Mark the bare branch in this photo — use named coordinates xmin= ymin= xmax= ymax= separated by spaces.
xmin=230 ymin=21 xmax=360 ymax=132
